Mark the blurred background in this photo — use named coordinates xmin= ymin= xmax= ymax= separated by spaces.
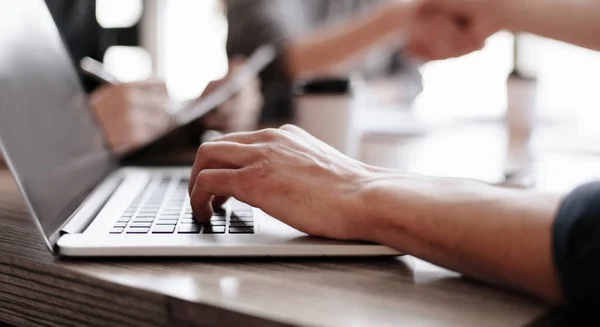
xmin=57 ymin=0 xmax=600 ymax=191
xmin=102 ymin=0 xmax=600 ymax=123
xmin=95 ymin=0 xmax=229 ymax=100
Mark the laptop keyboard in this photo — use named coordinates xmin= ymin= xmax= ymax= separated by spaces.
xmin=109 ymin=176 xmax=254 ymax=235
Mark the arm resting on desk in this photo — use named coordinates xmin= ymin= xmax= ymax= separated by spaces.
xmin=366 ymin=174 xmax=562 ymax=303
xmin=188 ymin=125 xmax=566 ymax=304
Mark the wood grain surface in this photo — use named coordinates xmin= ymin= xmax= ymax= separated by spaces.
xmin=0 ymin=169 xmax=551 ymax=327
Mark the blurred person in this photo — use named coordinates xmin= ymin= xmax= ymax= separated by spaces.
xmin=189 ymin=0 xmax=600 ymax=319
xmin=46 ymin=0 xmax=262 ymax=154
xmin=406 ymin=0 xmax=600 ymax=61
xmin=225 ymin=0 xmax=422 ymax=123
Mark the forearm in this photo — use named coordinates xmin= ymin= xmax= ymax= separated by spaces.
xmin=362 ymin=172 xmax=563 ymax=303
xmin=500 ymin=0 xmax=600 ymax=51
xmin=285 ymin=3 xmax=409 ymax=78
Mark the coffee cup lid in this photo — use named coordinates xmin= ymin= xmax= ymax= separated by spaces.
xmin=293 ymin=77 xmax=351 ymax=95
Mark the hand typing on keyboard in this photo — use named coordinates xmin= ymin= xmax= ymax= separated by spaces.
xmin=188 ymin=125 xmax=378 ymax=241
xmin=187 ymin=125 xmax=568 ymax=306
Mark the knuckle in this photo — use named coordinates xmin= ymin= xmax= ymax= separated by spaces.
xmin=197 ymin=142 xmax=214 ymax=156
xmin=251 ymin=159 xmax=274 ymax=178
xmin=256 ymin=143 xmax=279 ymax=161
xmin=195 ymin=142 xmax=214 ymax=163
xmin=259 ymin=128 xmax=281 ymax=141
xmin=279 ymin=124 xmax=298 ymax=132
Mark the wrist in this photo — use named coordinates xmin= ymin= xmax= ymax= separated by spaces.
xmin=355 ymin=168 xmax=434 ymax=244
xmin=357 ymin=171 xmax=489 ymax=247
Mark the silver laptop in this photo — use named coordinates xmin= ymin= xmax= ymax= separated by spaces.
xmin=0 ymin=1 xmax=399 ymax=257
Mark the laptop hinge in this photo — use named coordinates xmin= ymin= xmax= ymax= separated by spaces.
xmin=60 ymin=173 xmax=124 ymax=235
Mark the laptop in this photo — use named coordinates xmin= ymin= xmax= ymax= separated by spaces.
xmin=0 ymin=1 xmax=399 ymax=257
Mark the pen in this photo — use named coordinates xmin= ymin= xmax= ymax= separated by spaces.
xmin=80 ymin=56 xmax=120 ymax=85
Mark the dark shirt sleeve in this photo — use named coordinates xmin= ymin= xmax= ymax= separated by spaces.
xmin=554 ymin=181 xmax=600 ymax=313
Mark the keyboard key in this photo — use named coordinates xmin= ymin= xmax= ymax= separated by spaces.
xmin=156 ymin=220 xmax=178 ymax=225
xmin=110 ymin=227 xmax=124 ymax=234
xmin=203 ymin=226 xmax=226 ymax=234
xmin=136 ymin=213 xmax=157 ymax=218
xmin=210 ymin=216 xmax=226 ymax=222
xmin=232 ymin=210 xmax=253 ymax=217
xmin=178 ymin=225 xmax=201 ymax=234
xmin=229 ymin=227 xmax=254 ymax=234
xmin=207 ymin=220 xmax=226 ymax=226
xmin=232 ymin=201 xmax=253 ymax=211
xmin=152 ymin=225 xmax=176 ymax=234
xmin=127 ymin=228 xmax=149 ymax=234
xmin=130 ymin=222 xmax=152 ymax=228
xmin=230 ymin=221 xmax=253 ymax=227
xmin=117 ymin=218 xmax=131 ymax=223
xmin=114 ymin=222 xmax=128 ymax=228
xmin=159 ymin=214 xmax=180 ymax=219
xmin=133 ymin=218 xmax=154 ymax=223
xmin=230 ymin=217 xmax=254 ymax=223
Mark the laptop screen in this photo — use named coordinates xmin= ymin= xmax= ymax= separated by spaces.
xmin=0 ymin=1 xmax=116 ymax=249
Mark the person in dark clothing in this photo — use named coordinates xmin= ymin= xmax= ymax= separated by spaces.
xmin=188 ymin=0 xmax=600 ymax=320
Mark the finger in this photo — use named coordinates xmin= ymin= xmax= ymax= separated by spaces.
xmin=189 ymin=186 xmax=213 ymax=223
xmin=188 ymin=141 xmax=258 ymax=194
xmin=422 ymin=15 xmax=469 ymax=60
xmin=406 ymin=41 xmax=433 ymax=61
xmin=212 ymin=196 xmax=229 ymax=210
xmin=191 ymin=169 xmax=242 ymax=222
xmin=423 ymin=19 xmax=455 ymax=60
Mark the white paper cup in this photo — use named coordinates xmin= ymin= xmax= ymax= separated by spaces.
xmin=294 ymin=77 xmax=363 ymax=158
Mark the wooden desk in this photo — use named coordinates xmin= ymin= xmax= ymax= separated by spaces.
xmin=1 ymin=77 xmax=593 ymax=327
xmin=0 ymin=168 xmax=549 ymax=326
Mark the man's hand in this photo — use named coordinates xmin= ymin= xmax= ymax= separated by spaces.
xmin=90 ymin=81 xmax=173 ymax=155
xmin=200 ymin=58 xmax=263 ymax=133
xmin=188 ymin=125 xmax=379 ymax=241
xmin=407 ymin=0 xmax=506 ymax=61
